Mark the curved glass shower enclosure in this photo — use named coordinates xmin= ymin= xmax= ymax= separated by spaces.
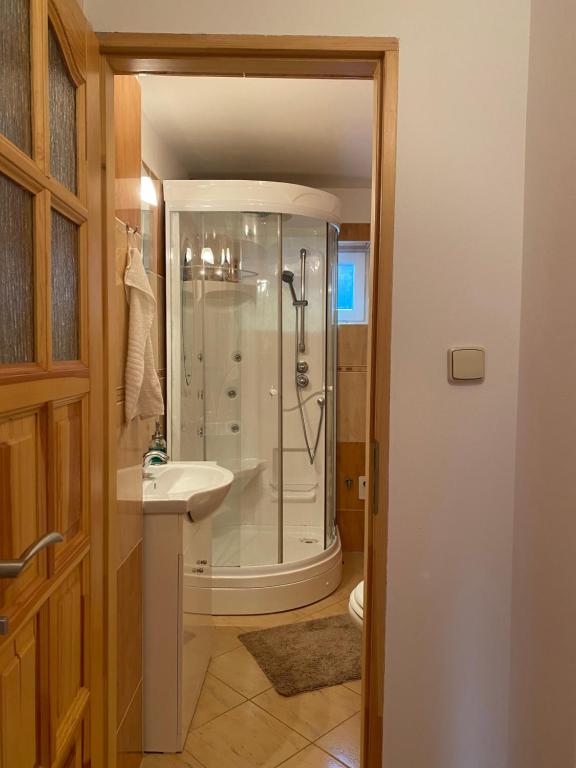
xmin=165 ymin=181 xmax=342 ymax=614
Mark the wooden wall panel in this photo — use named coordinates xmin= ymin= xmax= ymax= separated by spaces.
xmin=114 ymin=76 xmax=141 ymax=230
xmin=116 ymin=543 xmax=142 ymax=729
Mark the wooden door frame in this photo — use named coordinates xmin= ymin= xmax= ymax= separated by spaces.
xmin=98 ymin=33 xmax=398 ymax=768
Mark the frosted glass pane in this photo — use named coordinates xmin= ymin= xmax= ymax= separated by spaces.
xmin=0 ymin=173 xmax=34 ymax=364
xmin=49 ymin=25 xmax=77 ymax=193
xmin=51 ymin=210 xmax=79 ymax=361
xmin=0 ymin=0 xmax=32 ymax=154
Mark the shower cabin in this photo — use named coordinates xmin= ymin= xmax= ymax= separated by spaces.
xmin=165 ymin=180 xmax=342 ymax=614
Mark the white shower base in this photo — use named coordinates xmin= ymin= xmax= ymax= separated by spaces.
xmin=183 ymin=525 xmax=342 ymax=615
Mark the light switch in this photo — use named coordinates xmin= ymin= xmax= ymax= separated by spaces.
xmin=448 ymin=347 xmax=485 ymax=382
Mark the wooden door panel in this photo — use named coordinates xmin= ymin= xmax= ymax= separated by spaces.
xmin=60 ymin=734 xmax=82 ymax=768
xmin=49 ymin=396 xmax=88 ymax=564
xmin=50 ymin=564 xmax=89 ymax=760
xmin=0 ymin=410 xmax=46 ymax=612
xmin=0 ymin=0 xmax=102 ymax=765
xmin=0 ymin=619 xmax=40 ymax=768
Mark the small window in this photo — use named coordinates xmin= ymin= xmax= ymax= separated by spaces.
xmin=337 ymin=241 xmax=369 ymax=324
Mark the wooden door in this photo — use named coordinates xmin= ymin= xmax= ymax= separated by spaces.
xmin=0 ymin=0 xmax=103 ymax=766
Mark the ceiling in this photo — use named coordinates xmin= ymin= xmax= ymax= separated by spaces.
xmin=140 ymin=76 xmax=372 ymax=187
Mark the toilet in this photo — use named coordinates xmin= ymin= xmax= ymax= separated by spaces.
xmin=348 ymin=580 xmax=364 ymax=628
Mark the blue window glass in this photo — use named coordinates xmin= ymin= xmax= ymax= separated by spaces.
xmin=337 ymin=263 xmax=355 ymax=311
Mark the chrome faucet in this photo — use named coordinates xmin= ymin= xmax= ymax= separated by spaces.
xmin=143 ymin=449 xmax=169 ymax=479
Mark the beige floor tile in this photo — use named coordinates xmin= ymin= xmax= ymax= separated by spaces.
xmin=191 ymin=673 xmax=246 ymax=729
xmin=185 ymin=700 xmax=308 ymax=768
xmin=210 ymin=625 xmax=245 ymax=657
xmin=141 ymin=752 xmax=206 ymax=768
xmin=209 ymin=645 xmax=272 ymax=698
xmin=308 ymin=599 xmax=350 ymax=620
xmin=342 ymin=679 xmax=362 ymax=695
xmin=210 ymin=609 xmax=306 ymax=629
xmin=277 ymin=744 xmax=347 ymax=767
xmin=253 ymin=684 xmax=361 ymax=741
xmin=316 ymin=713 xmax=361 ymax=768
xmin=298 ymin=590 xmax=348 ymax=617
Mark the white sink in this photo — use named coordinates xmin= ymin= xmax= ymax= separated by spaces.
xmin=143 ymin=461 xmax=233 ymax=521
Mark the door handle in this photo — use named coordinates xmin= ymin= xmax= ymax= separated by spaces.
xmin=0 ymin=532 xmax=63 ymax=579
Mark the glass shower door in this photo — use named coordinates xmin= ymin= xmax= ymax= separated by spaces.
xmin=174 ymin=210 xmax=283 ymax=569
xmin=325 ymin=224 xmax=339 ymax=548
xmin=281 ymin=216 xmax=328 ymax=562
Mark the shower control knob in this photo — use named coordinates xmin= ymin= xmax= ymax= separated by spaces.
xmin=296 ymin=361 xmax=309 ymax=374
xmin=296 ymin=373 xmax=309 ymax=388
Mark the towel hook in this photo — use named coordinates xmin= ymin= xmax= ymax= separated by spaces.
xmin=125 ymin=223 xmax=139 ymax=270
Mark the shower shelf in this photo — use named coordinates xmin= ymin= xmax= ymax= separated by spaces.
xmin=181 ymin=264 xmax=258 ymax=282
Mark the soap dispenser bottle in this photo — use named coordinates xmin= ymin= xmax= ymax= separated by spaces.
xmin=150 ymin=420 xmax=167 ymax=453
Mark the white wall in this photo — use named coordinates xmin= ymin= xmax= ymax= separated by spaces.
xmin=142 ymin=112 xmax=188 ymax=180
xmin=86 ymin=2 xmax=531 ymax=765
xmin=509 ymin=0 xmax=576 ymax=765
xmin=323 ymin=187 xmax=371 ymax=223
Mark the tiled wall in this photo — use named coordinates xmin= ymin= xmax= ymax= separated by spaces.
xmin=337 ymin=324 xmax=368 ymax=551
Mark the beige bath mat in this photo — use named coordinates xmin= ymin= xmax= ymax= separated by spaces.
xmin=239 ymin=614 xmax=361 ymax=696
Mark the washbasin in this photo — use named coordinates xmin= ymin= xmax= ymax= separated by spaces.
xmin=143 ymin=461 xmax=233 ymax=522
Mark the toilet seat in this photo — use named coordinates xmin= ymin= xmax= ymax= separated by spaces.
xmin=348 ymin=581 xmax=364 ymax=628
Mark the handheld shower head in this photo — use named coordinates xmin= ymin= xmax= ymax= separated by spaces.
xmin=281 ymin=269 xmax=301 ymax=305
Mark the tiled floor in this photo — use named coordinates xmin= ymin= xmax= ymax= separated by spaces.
xmin=142 ymin=552 xmax=363 ymax=768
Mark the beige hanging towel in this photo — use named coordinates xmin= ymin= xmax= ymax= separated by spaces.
xmin=124 ymin=246 xmax=164 ymax=422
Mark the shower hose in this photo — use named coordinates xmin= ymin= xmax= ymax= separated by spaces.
xmin=291 ymin=308 xmax=325 ymax=465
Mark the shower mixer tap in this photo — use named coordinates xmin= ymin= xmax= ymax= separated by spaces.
xmin=296 ymin=373 xmax=309 ymax=388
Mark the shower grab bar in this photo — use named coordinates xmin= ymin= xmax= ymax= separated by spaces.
xmin=299 ymin=248 xmax=307 ymax=353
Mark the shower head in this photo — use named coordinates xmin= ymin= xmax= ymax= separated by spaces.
xmin=282 ymin=269 xmax=308 ymax=307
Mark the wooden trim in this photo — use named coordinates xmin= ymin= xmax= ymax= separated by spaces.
xmin=99 ymin=34 xmax=399 ymax=768
xmin=0 ymin=135 xmax=88 ymax=222
xmin=98 ymin=32 xmax=399 ymax=56
xmin=340 ymin=222 xmax=371 ymax=241
xmin=35 ymin=190 xmax=49 ymax=368
xmin=31 ymin=0 xmax=49 ymax=173
xmin=361 ymin=49 xmax=398 ymax=767
xmin=0 ymin=377 xmax=89 ymax=413
xmin=100 ymin=57 xmax=119 ymax=768
xmin=79 ymin=221 xmax=89 ymax=365
xmin=76 ymin=82 xmax=88 ymax=204
xmin=105 ymin=55 xmax=377 ymax=79
xmin=85 ymin=25 xmax=105 ymax=768
xmin=48 ymin=0 xmax=88 ymax=86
